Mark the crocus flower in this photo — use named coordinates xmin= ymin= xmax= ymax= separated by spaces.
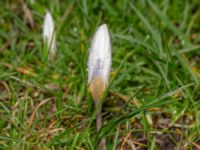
xmin=88 ymin=24 xmax=112 ymax=103
xmin=87 ymin=24 xmax=111 ymax=150
xmin=43 ymin=11 xmax=56 ymax=61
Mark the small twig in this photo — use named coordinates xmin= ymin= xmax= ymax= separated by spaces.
xmin=192 ymin=142 xmax=200 ymax=149
xmin=48 ymin=128 xmax=64 ymax=134
xmin=120 ymin=133 xmax=130 ymax=150
xmin=2 ymin=63 xmax=37 ymax=77
xmin=127 ymin=139 xmax=137 ymax=150
xmin=28 ymin=98 xmax=52 ymax=126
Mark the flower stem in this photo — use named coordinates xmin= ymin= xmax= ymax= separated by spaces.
xmin=95 ymin=101 xmax=106 ymax=150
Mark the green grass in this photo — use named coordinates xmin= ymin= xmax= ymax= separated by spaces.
xmin=0 ymin=0 xmax=200 ymax=149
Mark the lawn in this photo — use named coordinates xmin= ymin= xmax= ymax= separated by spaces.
xmin=0 ymin=0 xmax=200 ymax=149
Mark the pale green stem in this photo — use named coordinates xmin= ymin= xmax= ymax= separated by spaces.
xmin=95 ymin=100 xmax=106 ymax=150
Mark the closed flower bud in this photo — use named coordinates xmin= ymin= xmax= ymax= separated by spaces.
xmin=43 ymin=11 xmax=56 ymax=61
xmin=88 ymin=24 xmax=112 ymax=102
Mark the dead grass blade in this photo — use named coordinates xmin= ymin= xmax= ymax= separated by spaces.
xmin=28 ymin=98 xmax=52 ymax=126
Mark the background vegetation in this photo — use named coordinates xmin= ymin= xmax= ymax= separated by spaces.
xmin=0 ymin=0 xmax=200 ymax=149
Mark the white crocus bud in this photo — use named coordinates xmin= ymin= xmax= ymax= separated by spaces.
xmin=88 ymin=24 xmax=111 ymax=150
xmin=43 ymin=11 xmax=56 ymax=61
xmin=88 ymin=24 xmax=111 ymax=101
xmin=88 ymin=24 xmax=112 ymax=102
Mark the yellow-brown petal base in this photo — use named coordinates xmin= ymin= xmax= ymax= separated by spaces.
xmin=89 ymin=77 xmax=106 ymax=103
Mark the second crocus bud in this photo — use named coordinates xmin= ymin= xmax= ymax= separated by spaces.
xmin=43 ymin=11 xmax=57 ymax=61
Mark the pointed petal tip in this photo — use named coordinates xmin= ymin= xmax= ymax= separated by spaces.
xmin=45 ymin=11 xmax=52 ymax=20
xmin=94 ymin=24 xmax=110 ymax=41
xmin=99 ymin=24 xmax=108 ymax=28
xmin=91 ymin=23 xmax=111 ymax=51
xmin=43 ymin=11 xmax=54 ymax=30
xmin=97 ymin=24 xmax=108 ymax=32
